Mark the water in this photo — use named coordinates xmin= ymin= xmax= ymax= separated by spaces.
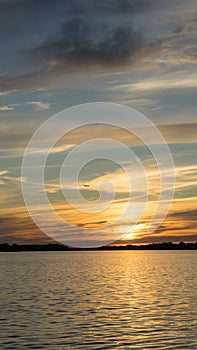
xmin=0 ymin=251 xmax=197 ymax=349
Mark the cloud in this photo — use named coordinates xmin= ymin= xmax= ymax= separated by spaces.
xmin=0 ymin=90 xmax=13 ymax=96
xmin=0 ymin=2 xmax=155 ymax=92
xmin=0 ymin=105 xmax=15 ymax=111
xmin=25 ymin=101 xmax=50 ymax=110
xmin=118 ymin=234 xmax=197 ymax=244
xmin=58 ymin=122 xmax=197 ymax=146
xmin=35 ymin=17 xmax=150 ymax=71
xmin=168 ymin=209 xmax=197 ymax=222
xmin=0 ymin=0 xmax=154 ymax=20
xmin=28 ymin=143 xmax=75 ymax=156
xmin=0 ymin=170 xmax=24 ymax=187
xmin=0 ymin=214 xmax=53 ymax=244
xmin=0 ymin=0 xmax=196 ymax=91
xmin=77 ymin=220 xmax=108 ymax=227
xmin=0 ymin=170 xmax=9 ymax=176
xmin=113 ymin=74 xmax=197 ymax=93
xmin=157 ymin=20 xmax=197 ymax=65
xmin=0 ymin=101 xmax=50 ymax=112
xmin=159 ymin=123 xmax=197 ymax=144
xmin=0 ymin=121 xmax=196 ymax=158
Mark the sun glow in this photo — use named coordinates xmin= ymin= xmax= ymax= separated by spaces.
xmin=116 ymin=223 xmax=147 ymax=239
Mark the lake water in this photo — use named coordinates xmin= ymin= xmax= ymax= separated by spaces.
xmin=0 ymin=251 xmax=197 ymax=349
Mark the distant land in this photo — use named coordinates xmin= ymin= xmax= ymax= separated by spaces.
xmin=0 ymin=241 xmax=197 ymax=252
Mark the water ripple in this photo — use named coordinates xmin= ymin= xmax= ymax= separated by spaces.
xmin=0 ymin=251 xmax=197 ymax=349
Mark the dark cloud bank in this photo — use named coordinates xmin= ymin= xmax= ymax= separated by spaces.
xmin=37 ymin=18 xmax=147 ymax=70
xmin=1 ymin=0 xmax=197 ymax=91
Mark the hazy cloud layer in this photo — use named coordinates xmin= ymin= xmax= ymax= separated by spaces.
xmin=0 ymin=122 xmax=196 ymax=152
xmin=0 ymin=215 xmax=53 ymax=244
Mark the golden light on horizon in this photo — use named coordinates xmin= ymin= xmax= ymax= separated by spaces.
xmin=116 ymin=223 xmax=148 ymax=239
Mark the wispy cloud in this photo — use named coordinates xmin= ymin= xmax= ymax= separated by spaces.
xmin=0 ymin=105 xmax=15 ymax=111
xmin=0 ymin=170 xmax=9 ymax=176
xmin=111 ymin=74 xmax=197 ymax=93
xmin=0 ymin=101 xmax=50 ymax=112
xmin=0 ymin=90 xmax=13 ymax=96
xmin=25 ymin=101 xmax=50 ymax=111
xmin=27 ymin=143 xmax=75 ymax=156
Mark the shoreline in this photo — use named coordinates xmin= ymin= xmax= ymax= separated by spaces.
xmin=1 ymin=241 xmax=197 ymax=252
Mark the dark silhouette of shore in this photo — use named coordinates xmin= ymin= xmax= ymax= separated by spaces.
xmin=0 ymin=241 xmax=197 ymax=252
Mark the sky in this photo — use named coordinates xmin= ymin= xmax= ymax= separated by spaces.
xmin=0 ymin=0 xmax=197 ymax=246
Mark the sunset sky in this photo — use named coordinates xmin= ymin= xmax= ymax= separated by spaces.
xmin=0 ymin=0 xmax=196 ymax=246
